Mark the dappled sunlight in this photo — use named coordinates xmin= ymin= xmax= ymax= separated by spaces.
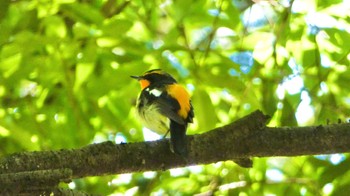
xmin=1 ymin=0 xmax=349 ymax=194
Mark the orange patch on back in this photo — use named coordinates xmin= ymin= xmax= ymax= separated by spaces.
xmin=139 ymin=79 xmax=150 ymax=90
xmin=167 ymin=84 xmax=191 ymax=119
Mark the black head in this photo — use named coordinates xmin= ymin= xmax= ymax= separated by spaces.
xmin=131 ymin=69 xmax=177 ymax=90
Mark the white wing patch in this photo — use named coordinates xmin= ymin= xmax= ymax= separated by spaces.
xmin=146 ymin=88 xmax=162 ymax=97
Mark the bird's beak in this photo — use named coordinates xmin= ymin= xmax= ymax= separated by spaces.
xmin=130 ymin=75 xmax=141 ymax=80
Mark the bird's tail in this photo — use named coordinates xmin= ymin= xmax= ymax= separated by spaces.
xmin=169 ymin=121 xmax=188 ymax=157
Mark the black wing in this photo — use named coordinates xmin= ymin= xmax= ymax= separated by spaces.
xmin=140 ymin=87 xmax=186 ymax=125
xmin=156 ymin=93 xmax=186 ymax=125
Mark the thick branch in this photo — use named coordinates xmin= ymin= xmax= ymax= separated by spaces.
xmin=0 ymin=168 xmax=71 ymax=188
xmin=1 ymin=110 xmax=350 ymax=185
xmin=0 ymin=168 xmax=72 ymax=195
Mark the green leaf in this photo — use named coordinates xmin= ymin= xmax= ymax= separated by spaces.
xmin=280 ymin=93 xmax=300 ymax=126
xmin=261 ymin=79 xmax=278 ymax=116
xmin=0 ymin=0 xmax=10 ymax=21
xmin=101 ymin=17 xmax=133 ymax=37
xmin=61 ymin=2 xmax=104 ymax=25
xmin=43 ymin=15 xmax=67 ymax=38
xmin=73 ymin=22 xmax=93 ymax=39
xmin=74 ymin=62 xmax=95 ymax=92
xmin=0 ymin=55 xmax=21 ymax=78
xmin=192 ymin=88 xmax=218 ymax=133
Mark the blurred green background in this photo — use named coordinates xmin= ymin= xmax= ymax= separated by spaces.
xmin=1 ymin=0 xmax=350 ymax=195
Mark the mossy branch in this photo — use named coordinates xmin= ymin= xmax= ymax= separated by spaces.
xmin=1 ymin=110 xmax=350 ymax=194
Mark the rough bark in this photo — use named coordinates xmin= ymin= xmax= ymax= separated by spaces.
xmin=1 ymin=110 xmax=350 ymax=194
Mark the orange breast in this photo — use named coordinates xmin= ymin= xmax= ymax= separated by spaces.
xmin=166 ymin=84 xmax=191 ymax=119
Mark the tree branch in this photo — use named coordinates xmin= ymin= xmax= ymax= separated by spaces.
xmin=0 ymin=169 xmax=73 ymax=195
xmin=1 ymin=110 xmax=350 ymax=194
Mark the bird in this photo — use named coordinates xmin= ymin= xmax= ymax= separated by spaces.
xmin=131 ymin=69 xmax=194 ymax=157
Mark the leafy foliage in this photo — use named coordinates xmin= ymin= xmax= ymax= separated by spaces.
xmin=0 ymin=0 xmax=349 ymax=195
